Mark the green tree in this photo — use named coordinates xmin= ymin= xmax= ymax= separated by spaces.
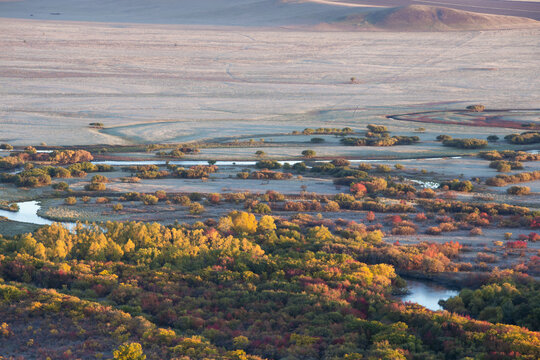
xmin=301 ymin=149 xmax=316 ymax=158
xmin=233 ymin=335 xmax=249 ymax=349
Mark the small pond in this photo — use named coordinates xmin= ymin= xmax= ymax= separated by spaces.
xmin=399 ymin=279 xmax=459 ymax=311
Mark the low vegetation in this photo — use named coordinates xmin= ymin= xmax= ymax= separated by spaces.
xmin=1 ymin=216 xmax=539 ymax=359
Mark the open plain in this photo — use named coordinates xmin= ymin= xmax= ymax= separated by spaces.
xmin=1 ymin=17 xmax=539 ymax=146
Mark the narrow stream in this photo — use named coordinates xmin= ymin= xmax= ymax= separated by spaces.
xmin=92 ymin=156 xmax=464 ymax=167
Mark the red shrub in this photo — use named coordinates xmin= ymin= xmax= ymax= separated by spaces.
xmin=208 ymin=193 xmax=221 ymax=204
xmin=426 ymin=226 xmax=442 ymax=235
xmin=386 ymin=215 xmax=402 ymax=225
xmin=350 ymin=183 xmax=367 ymax=196
xmin=506 ymin=240 xmax=527 ymax=249
xmin=529 ymin=232 xmax=540 ymax=242
xmin=415 ymin=212 xmax=427 ymax=221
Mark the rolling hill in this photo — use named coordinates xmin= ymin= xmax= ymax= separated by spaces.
xmin=324 ymin=4 xmax=540 ymax=31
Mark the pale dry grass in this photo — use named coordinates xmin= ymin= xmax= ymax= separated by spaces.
xmin=0 ymin=18 xmax=538 ymax=146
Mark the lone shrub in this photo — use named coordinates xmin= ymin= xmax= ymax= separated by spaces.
xmin=189 ymin=202 xmax=205 ymax=214
xmin=64 ymin=197 xmax=77 ymax=205
xmin=466 ymin=104 xmax=485 ymax=112
xmin=141 ymin=195 xmax=159 ymax=205
xmin=302 ymin=150 xmax=316 ymax=158
xmin=53 ymin=182 xmax=69 ymax=191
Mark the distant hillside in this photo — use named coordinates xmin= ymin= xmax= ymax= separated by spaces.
xmin=324 ymin=5 xmax=540 ymax=31
xmin=0 ymin=0 xmax=365 ymax=26
xmin=0 ymin=0 xmax=538 ymax=31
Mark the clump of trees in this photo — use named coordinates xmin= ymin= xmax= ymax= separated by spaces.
xmin=125 ymin=165 xmax=169 ymax=179
xmin=441 ymin=271 xmax=539 ymax=330
xmin=0 ymin=156 xmax=24 ymax=169
xmin=239 ymin=170 xmax=293 ymax=180
xmin=367 ymin=124 xmax=388 ymax=133
xmin=156 ymin=146 xmax=200 ymax=158
xmin=486 ymin=171 xmax=540 ymax=186
xmin=298 ymin=127 xmax=353 ymax=135
xmin=49 ymin=150 xmax=94 ymax=164
xmin=172 ymin=165 xmax=218 ymax=179
xmin=141 ymin=194 xmax=159 ymax=205
xmin=0 ymin=150 xmax=94 ymax=170
xmin=507 ymin=186 xmax=531 ymax=195
xmin=489 ymin=160 xmax=523 ymax=172
xmin=255 ymin=160 xmax=281 ymax=169
xmin=505 ymin=131 xmax=540 ymax=145
xmin=436 ymin=135 xmax=452 ymax=141
xmin=479 ymin=150 xmax=540 ymax=162
xmin=442 ymin=138 xmax=488 ymax=149
xmin=0 ymin=168 xmax=52 ymax=187
xmin=85 ymin=174 xmax=108 ymax=191
xmin=440 ymin=179 xmax=473 ymax=192
xmin=52 ymin=181 xmax=69 ymax=191
xmin=341 ymin=136 xmax=419 ymax=147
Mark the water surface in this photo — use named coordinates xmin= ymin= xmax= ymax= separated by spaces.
xmin=0 ymin=201 xmax=75 ymax=229
xmin=0 ymin=201 xmax=54 ymax=226
xmin=400 ymin=279 xmax=459 ymax=311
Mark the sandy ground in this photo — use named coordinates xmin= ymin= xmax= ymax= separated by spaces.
xmin=0 ymin=18 xmax=539 ymax=146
